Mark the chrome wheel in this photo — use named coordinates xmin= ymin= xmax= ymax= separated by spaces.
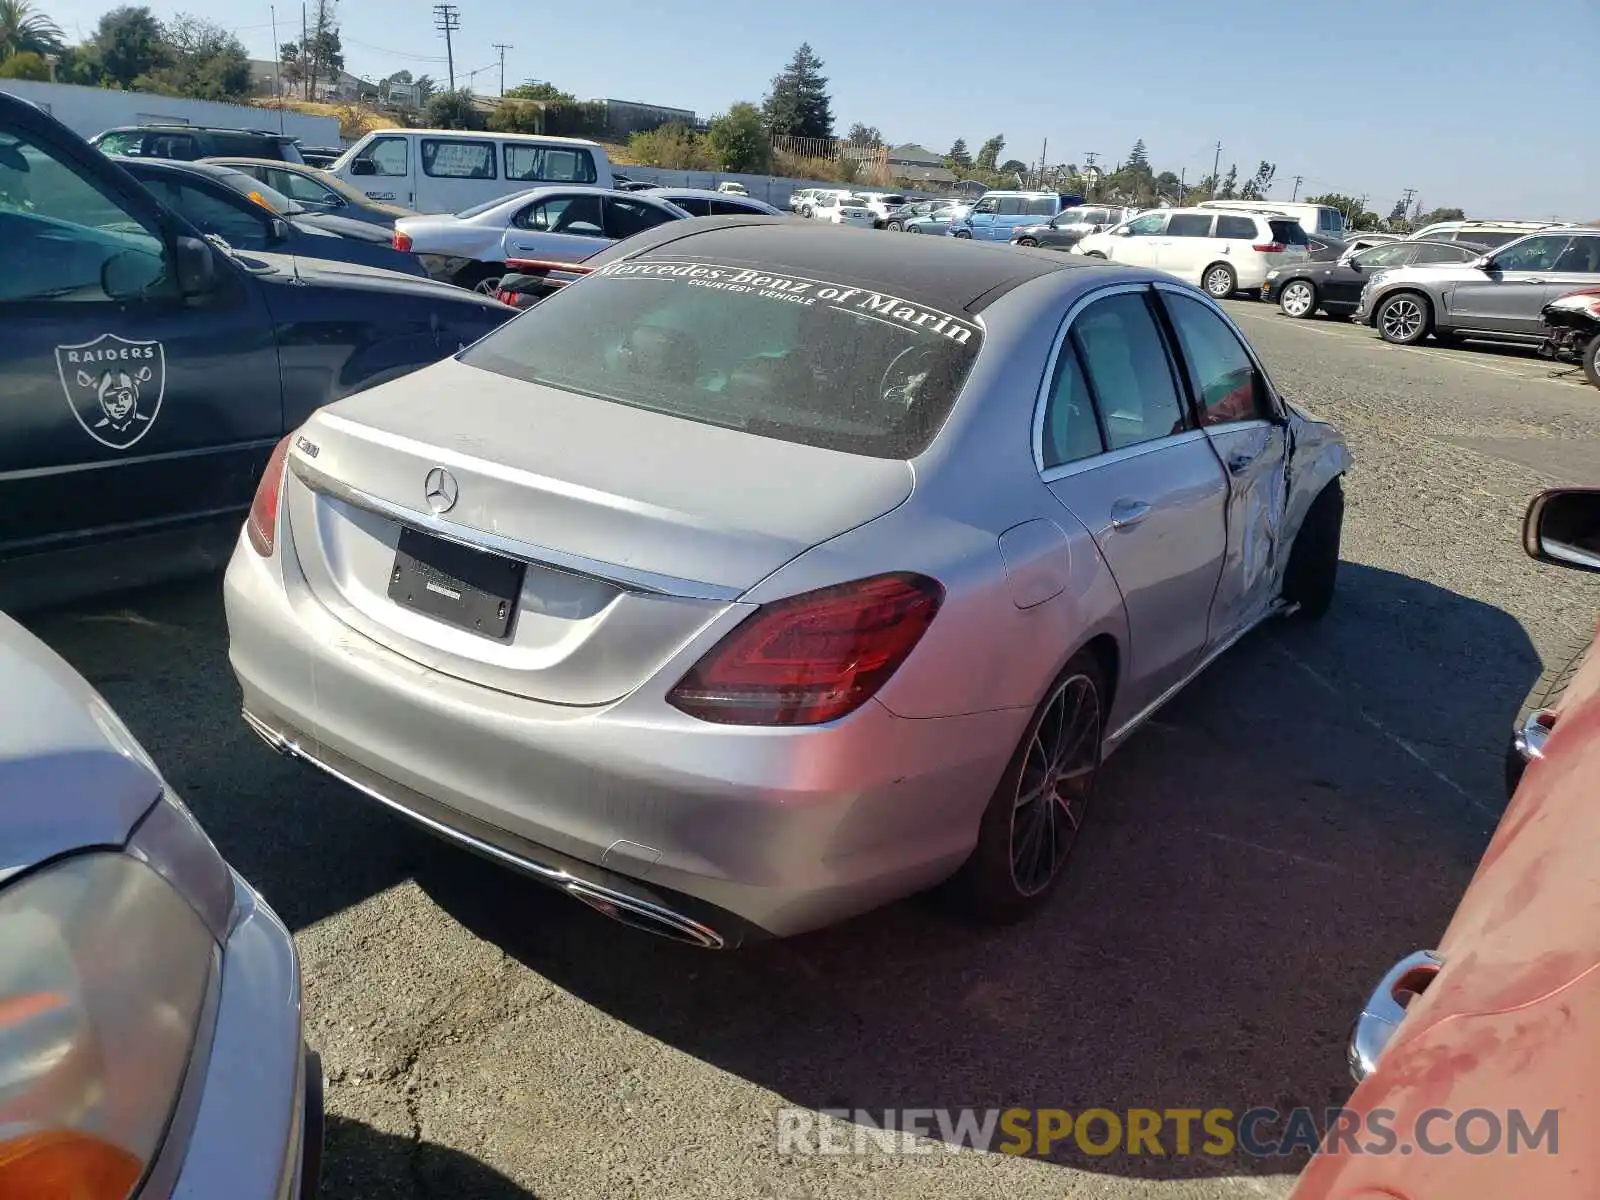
xmin=1280 ymin=280 xmax=1315 ymax=317
xmin=1009 ymin=673 xmax=1101 ymax=896
xmin=1379 ymin=296 xmax=1425 ymax=343
xmin=1204 ymin=265 xmax=1236 ymax=298
xmin=472 ymin=275 xmax=503 ymax=296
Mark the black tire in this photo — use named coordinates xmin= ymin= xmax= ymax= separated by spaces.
xmin=1202 ymin=262 xmax=1237 ymax=299
xmin=1583 ymin=333 xmax=1600 ymax=389
xmin=1277 ymin=278 xmax=1318 ymax=319
xmin=953 ymin=230 xmax=972 ymax=239
xmin=1376 ymin=291 xmax=1432 ymax=345
xmin=886 ymin=220 xmax=903 ymax=232
xmin=906 ymin=224 xmax=923 ymax=234
xmin=952 ymin=651 xmax=1106 ymax=922
xmin=1505 ymin=628 xmax=1592 ymax=796
xmin=1282 ymin=478 xmax=1344 ymax=620
xmin=1015 ymin=237 xmax=1037 ymax=247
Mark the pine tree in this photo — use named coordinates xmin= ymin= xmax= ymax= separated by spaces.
xmin=946 ymin=138 xmax=971 ymax=169
xmin=761 ymin=44 xmax=833 ymax=140
xmin=1127 ymin=138 xmax=1150 ymax=171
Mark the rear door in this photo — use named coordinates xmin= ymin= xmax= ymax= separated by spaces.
xmin=602 ymin=194 xmax=681 ymax=240
xmin=1039 ymin=286 xmax=1228 ymax=712
xmin=1448 ymin=233 xmax=1574 ymax=334
xmin=504 ymin=192 xmax=610 ymax=261
xmin=416 ymin=136 xmax=499 ymax=214
xmin=0 ymin=113 xmax=282 ymax=565
xmin=1157 ymin=211 xmax=1213 ymax=279
xmin=1158 ymin=287 xmax=1289 ymax=641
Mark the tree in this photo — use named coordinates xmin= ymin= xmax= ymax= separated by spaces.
xmin=1217 ymin=163 xmax=1239 ymax=199
xmin=999 ymin=158 xmax=1026 ymax=175
xmin=1126 ymin=138 xmax=1150 ymax=171
xmin=708 ymin=102 xmax=772 ymax=174
xmin=626 ymin=122 xmax=713 ymax=170
xmin=761 ymin=43 xmax=833 ymax=140
xmin=846 ymin=122 xmax=881 ymax=147
xmin=0 ymin=48 xmax=48 ymax=77
xmin=976 ymin=134 xmax=1005 ymax=172
xmin=90 ymin=6 xmax=164 ymax=87
xmin=1154 ymin=170 xmax=1181 ymax=201
xmin=285 ymin=0 xmax=341 ymax=99
xmin=504 ymin=79 xmax=575 ymax=103
xmin=52 ymin=43 xmax=102 ymax=84
xmin=1238 ymin=160 xmax=1276 ymax=201
xmin=423 ymin=88 xmax=481 ymax=131
xmin=945 ymin=137 xmax=971 ymax=170
xmin=278 ymin=41 xmax=303 ymax=90
xmin=1417 ymin=206 xmax=1465 ymax=227
xmin=135 ymin=14 xmax=250 ymax=101
xmin=0 ymin=0 xmax=62 ymax=60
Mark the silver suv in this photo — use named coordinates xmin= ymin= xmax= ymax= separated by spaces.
xmin=1354 ymin=228 xmax=1600 ymax=345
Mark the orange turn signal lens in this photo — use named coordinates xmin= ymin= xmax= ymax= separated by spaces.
xmin=0 ymin=1130 xmax=144 ymax=1200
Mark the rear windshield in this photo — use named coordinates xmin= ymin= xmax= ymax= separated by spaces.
xmin=1268 ymin=219 xmax=1309 ymax=245
xmin=459 ymin=258 xmax=983 ymax=459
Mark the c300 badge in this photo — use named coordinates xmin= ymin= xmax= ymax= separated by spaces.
xmin=54 ymin=333 xmax=166 ymax=450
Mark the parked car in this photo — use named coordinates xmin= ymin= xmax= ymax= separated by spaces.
xmin=392 ymin=185 xmax=690 ymax=293
xmin=0 ymin=90 xmax=515 ymax=607
xmin=298 ymin=145 xmax=344 ymax=168
xmin=903 ymin=202 xmax=970 ymax=235
xmin=788 ymin=187 xmax=821 ymax=214
xmin=1262 ymin=239 xmax=1489 ymax=319
xmin=716 ymin=181 xmax=749 ymax=196
xmin=110 ymin=157 xmax=430 ymax=277
xmin=858 ymin=193 xmax=908 ymax=222
xmin=640 ymin=186 xmax=782 ymax=217
xmin=90 ymin=123 xmax=307 ymax=164
xmin=328 ymin=128 xmax=614 ymax=214
xmin=949 ymin=191 xmax=1087 ymax=241
xmin=808 ymin=190 xmax=875 ymax=226
xmin=1011 ymin=205 xmax=1139 ymax=251
xmin=207 ymin=156 xmax=419 ymax=228
xmin=794 ymin=188 xmax=856 ymax=219
xmin=0 ymin=609 xmax=322 ymax=1199
xmin=1291 ymin=485 xmax=1600 ymax=1200
xmin=1538 ymin=286 xmax=1600 ymax=389
xmin=1074 ymin=208 xmax=1311 ymax=299
xmin=612 ymin=174 xmax=658 ymax=193
xmin=1407 ymin=218 xmax=1574 ymax=248
xmin=1196 ymin=199 xmax=1348 ymax=242
xmin=224 ymin=219 xmax=1349 ymax=948
xmin=1353 ymin=228 xmax=1600 ymax=345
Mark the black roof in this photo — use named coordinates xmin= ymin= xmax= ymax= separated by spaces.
xmin=112 ymin=157 xmax=248 ymax=182
xmin=601 ymin=217 xmax=1095 ymax=313
xmin=98 ymin=123 xmax=296 ymax=139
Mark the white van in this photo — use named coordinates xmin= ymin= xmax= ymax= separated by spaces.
xmin=328 ymin=128 xmax=614 ymax=214
xmin=1196 ymin=199 xmax=1346 ymax=241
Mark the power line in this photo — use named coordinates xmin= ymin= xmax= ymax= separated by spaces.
xmin=432 ymin=3 xmax=460 ymax=91
xmin=342 ymin=34 xmax=449 ymax=63
xmin=492 ymin=42 xmax=513 ymax=96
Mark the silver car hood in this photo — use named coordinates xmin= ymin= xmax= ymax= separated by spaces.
xmin=0 ymin=614 xmax=163 ymax=882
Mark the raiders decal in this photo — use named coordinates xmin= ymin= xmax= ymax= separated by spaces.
xmin=55 ymin=334 xmax=166 ymax=450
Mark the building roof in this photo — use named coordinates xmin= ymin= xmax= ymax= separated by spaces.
xmin=889 ymin=163 xmax=959 ymax=185
xmin=886 ymin=143 xmax=944 ymax=166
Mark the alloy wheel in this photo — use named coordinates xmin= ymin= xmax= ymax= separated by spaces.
xmin=1009 ymin=673 xmax=1101 ymax=896
xmin=1380 ymin=297 xmax=1424 ymax=342
xmin=473 ymin=276 xmax=503 ymax=296
xmin=1204 ymin=267 xmax=1235 ymax=298
xmin=1280 ymin=281 xmax=1315 ymax=317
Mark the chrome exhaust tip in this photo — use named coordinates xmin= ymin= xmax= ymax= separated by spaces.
xmin=564 ymin=880 xmax=726 ymax=949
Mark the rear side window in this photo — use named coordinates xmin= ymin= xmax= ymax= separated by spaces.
xmin=1317 ymin=208 xmax=1343 ymax=232
xmin=1025 ymin=196 xmax=1056 ymax=215
xmin=1069 ymin=292 xmax=1188 ymax=451
xmin=504 ymin=144 xmax=597 ymax=184
xmin=604 ymin=196 xmax=678 ymax=239
xmin=147 ymin=133 xmax=199 ymax=160
xmin=421 ymin=138 xmax=496 ymax=179
xmin=1554 ymin=236 xmax=1600 ymax=273
xmin=670 ymin=196 xmax=712 ymax=216
xmin=1040 ymin=343 xmax=1106 ymax=469
xmin=1215 ymin=215 xmax=1258 ymax=240
xmin=1162 ymin=293 xmax=1275 ymax=426
xmin=1472 ymin=230 xmax=1521 ymax=248
xmin=710 ymin=199 xmax=762 ymax=216
xmin=1167 ymin=213 xmax=1213 ymax=237
xmin=460 ymin=258 xmax=983 ymax=459
xmin=207 ymin=132 xmax=271 ymax=157
xmin=1411 ymin=242 xmax=1474 ymax=264
xmin=1267 ymin=219 xmax=1309 ymax=245
xmin=996 ymin=197 xmax=1025 ymax=215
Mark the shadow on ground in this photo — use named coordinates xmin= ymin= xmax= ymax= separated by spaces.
xmin=22 ymin=561 xmax=1540 ymax=1182
xmin=322 ymin=1115 xmax=537 ymax=1200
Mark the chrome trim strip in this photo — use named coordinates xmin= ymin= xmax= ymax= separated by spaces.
xmin=1039 ymin=428 xmax=1210 ymax=485
xmin=1348 ymin=949 xmax=1443 ymax=1083
xmin=240 ymin=708 xmax=727 ymax=949
xmin=1104 ymin=601 xmax=1292 ymax=752
xmin=288 ymin=455 xmax=743 ymax=603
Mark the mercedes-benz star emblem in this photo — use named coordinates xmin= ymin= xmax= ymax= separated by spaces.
xmin=424 ymin=466 xmax=459 ymax=515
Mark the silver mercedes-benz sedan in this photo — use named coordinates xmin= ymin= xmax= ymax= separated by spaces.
xmin=225 ymin=218 xmax=1350 ymax=947
xmin=0 ymin=612 xmax=320 ymax=1197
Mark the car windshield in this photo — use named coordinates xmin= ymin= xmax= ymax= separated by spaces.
xmin=459 ymin=257 xmax=984 ymax=459
xmin=213 ymin=169 xmax=303 ymax=215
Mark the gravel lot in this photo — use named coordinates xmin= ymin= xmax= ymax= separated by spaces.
xmin=23 ymin=304 xmax=1600 ymax=1200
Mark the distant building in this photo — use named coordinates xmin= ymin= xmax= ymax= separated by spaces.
xmin=885 ymin=143 xmax=957 ymax=187
xmin=589 ymin=98 xmax=696 ymax=140
xmin=247 ymin=59 xmax=368 ymax=103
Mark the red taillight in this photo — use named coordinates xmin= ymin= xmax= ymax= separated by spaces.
xmin=1253 ymin=242 xmax=1286 ymax=254
xmin=496 ymin=289 xmax=517 ymax=305
xmin=667 ymin=573 xmax=944 ymax=726
xmin=246 ymin=435 xmax=292 ymax=557
xmin=393 ymin=230 xmax=413 ymax=252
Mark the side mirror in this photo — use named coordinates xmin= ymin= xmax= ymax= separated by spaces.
xmin=269 ymin=217 xmax=291 ymax=243
xmin=1524 ymin=488 xmax=1600 ymax=573
xmin=173 ymin=234 xmax=218 ymax=296
xmin=350 ymin=159 xmax=377 ymax=177
xmin=101 ymin=248 xmax=166 ymax=299
xmin=1471 ymin=255 xmax=1493 ymax=270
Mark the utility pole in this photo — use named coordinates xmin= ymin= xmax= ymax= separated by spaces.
xmin=270 ymin=5 xmax=284 ymax=130
xmin=492 ymin=42 xmax=512 ymax=96
xmin=1210 ymin=141 xmax=1222 ymax=198
xmin=433 ymin=3 xmax=460 ymax=91
xmin=300 ymin=3 xmax=307 ymax=100
xmin=1291 ymin=174 xmax=1303 ymax=201
xmin=1179 ymin=166 xmax=1186 ymax=205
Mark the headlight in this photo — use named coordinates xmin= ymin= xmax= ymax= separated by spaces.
xmin=1367 ymin=271 xmax=1390 ymax=290
xmin=1266 ymin=269 xmax=1280 ymax=279
xmin=0 ymin=851 xmax=218 ymax=1198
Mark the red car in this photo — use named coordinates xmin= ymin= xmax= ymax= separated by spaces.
xmin=1292 ymin=486 xmax=1600 ymax=1199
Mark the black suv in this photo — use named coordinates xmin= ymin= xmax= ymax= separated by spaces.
xmin=0 ymin=92 xmax=515 ymax=608
xmin=89 ymin=124 xmax=307 ymax=164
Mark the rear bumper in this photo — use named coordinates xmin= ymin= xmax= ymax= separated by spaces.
xmin=224 ymin=533 xmax=1025 ymax=941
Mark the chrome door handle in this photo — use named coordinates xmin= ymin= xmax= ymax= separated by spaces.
xmin=1525 ymin=277 xmax=1545 ymax=284
xmin=1226 ymin=451 xmax=1256 ymax=474
xmin=1110 ymin=499 xmax=1151 ymax=530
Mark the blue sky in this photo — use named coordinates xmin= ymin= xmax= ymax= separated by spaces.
xmin=44 ymin=0 xmax=1600 ymax=218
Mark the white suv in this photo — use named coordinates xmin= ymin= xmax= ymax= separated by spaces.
xmin=809 ymin=191 xmax=874 ymax=227
xmin=1074 ymin=208 xmax=1311 ymax=298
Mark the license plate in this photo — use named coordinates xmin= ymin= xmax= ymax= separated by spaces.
xmin=388 ymin=526 xmax=525 ymax=639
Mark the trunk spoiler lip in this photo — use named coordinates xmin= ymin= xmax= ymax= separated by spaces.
xmin=287 ymin=452 xmax=745 ymax=604
xmin=503 ymin=257 xmax=595 ymax=275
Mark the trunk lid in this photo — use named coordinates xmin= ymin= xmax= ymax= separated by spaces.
xmin=284 ymin=356 xmax=914 ymax=705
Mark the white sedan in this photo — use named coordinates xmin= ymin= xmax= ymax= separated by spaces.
xmin=393 ymin=185 xmax=691 ymax=293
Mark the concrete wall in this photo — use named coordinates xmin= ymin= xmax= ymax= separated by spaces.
xmin=0 ymin=80 xmax=340 ymax=147
xmin=614 ymin=165 xmax=944 ymax=209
